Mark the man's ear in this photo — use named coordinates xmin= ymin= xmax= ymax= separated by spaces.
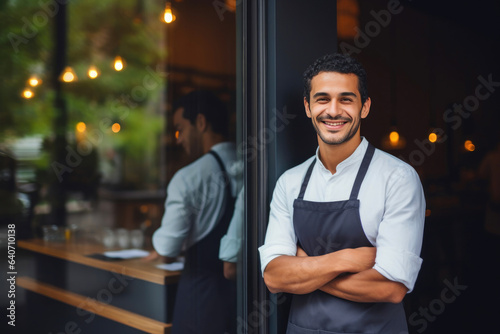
xmin=196 ymin=113 xmax=207 ymax=132
xmin=304 ymin=97 xmax=312 ymax=118
xmin=361 ymin=97 xmax=371 ymax=119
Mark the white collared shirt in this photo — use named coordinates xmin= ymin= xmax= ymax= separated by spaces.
xmin=153 ymin=142 xmax=242 ymax=257
xmin=259 ymin=138 xmax=426 ymax=292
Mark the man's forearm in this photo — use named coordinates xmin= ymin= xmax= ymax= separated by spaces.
xmin=263 ymin=247 xmax=375 ymax=294
xmin=263 ymin=253 xmax=343 ymax=294
xmin=319 ymin=268 xmax=408 ymax=303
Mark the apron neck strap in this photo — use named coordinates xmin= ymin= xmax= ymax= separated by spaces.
xmin=208 ymin=150 xmax=231 ymax=198
xmin=349 ymin=143 xmax=375 ymax=200
xmin=297 ymin=143 xmax=376 ymax=201
xmin=208 ymin=150 xmax=226 ymax=173
xmin=297 ymin=159 xmax=316 ymax=200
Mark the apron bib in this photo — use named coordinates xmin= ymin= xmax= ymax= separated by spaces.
xmin=287 ymin=144 xmax=408 ymax=334
xmin=171 ymin=150 xmax=236 ymax=334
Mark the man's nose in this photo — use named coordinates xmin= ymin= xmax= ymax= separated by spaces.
xmin=325 ymin=101 xmax=342 ymax=117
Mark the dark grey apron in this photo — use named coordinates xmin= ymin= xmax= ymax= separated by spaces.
xmin=287 ymin=144 xmax=408 ymax=334
xmin=171 ymin=150 xmax=236 ymax=334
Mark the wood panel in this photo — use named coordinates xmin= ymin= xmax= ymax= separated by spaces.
xmin=17 ymin=276 xmax=171 ymax=334
xmin=18 ymin=239 xmax=180 ymax=285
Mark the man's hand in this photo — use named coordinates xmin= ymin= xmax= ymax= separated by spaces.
xmin=141 ymin=250 xmax=177 ymax=264
xmin=341 ymin=247 xmax=376 ymax=273
xmin=142 ymin=250 xmax=160 ymax=262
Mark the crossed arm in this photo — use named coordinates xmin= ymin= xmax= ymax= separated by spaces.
xmin=263 ymin=246 xmax=407 ymax=304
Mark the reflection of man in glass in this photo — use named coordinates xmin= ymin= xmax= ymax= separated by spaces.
xmin=259 ymin=54 xmax=425 ymax=333
xmin=152 ymin=90 xmax=240 ymax=334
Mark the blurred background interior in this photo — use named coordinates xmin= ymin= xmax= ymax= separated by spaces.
xmin=1 ymin=0 xmax=499 ymax=333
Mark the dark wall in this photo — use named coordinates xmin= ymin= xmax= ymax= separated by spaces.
xmin=267 ymin=0 xmax=337 ymax=185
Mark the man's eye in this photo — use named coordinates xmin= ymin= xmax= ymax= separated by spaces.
xmin=341 ymin=98 xmax=353 ymax=102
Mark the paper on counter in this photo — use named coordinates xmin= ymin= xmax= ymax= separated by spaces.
xmin=156 ymin=262 xmax=184 ymax=271
xmin=103 ymin=249 xmax=150 ymax=259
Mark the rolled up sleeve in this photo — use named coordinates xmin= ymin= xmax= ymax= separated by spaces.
xmin=258 ymin=175 xmax=298 ymax=274
xmin=373 ymin=166 xmax=425 ymax=292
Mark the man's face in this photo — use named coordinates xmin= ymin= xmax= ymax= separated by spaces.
xmin=173 ymin=108 xmax=203 ymax=158
xmin=304 ymin=71 xmax=370 ymax=146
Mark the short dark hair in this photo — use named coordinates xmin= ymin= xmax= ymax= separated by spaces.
xmin=303 ymin=53 xmax=369 ymax=105
xmin=174 ymin=90 xmax=229 ymax=137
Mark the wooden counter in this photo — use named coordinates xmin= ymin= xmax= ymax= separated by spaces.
xmin=18 ymin=239 xmax=180 ymax=285
xmin=17 ymin=239 xmax=180 ymax=334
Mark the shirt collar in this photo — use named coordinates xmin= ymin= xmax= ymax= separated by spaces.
xmin=315 ymin=137 xmax=369 ymax=177
xmin=210 ymin=141 xmax=235 ymax=153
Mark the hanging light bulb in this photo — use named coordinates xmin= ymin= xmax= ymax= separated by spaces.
xmin=87 ymin=65 xmax=100 ymax=79
xmin=113 ymin=56 xmax=125 ymax=71
xmin=464 ymin=140 xmax=475 ymax=152
xmin=224 ymin=0 xmax=237 ymax=12
xmin=427 ymin=128 xmax=446 ymax=144
xmin=22 ymin=88 xmax=34 ymax=99
xmin=76 ymin=122 xmax=86 ymax=133
xmin=60 ymin=66 xmax=77 ymax=82
xmin=112 ymin=123 xmax=121 ymax=133
xmin=75 ymin=122 xmax=87 ymax=143
xmin=382 ymin=127 xmax=406 ymax=150
xmin=389 ymin=131 xmax=400 ymax=144
xmin=428 ymin=132 xmax=438 ymax=143
xmin=163 ymin=2 xmax=176 ymax=23
xmin=28 ymin=75 xmax=42 ymax=87
xmin=337 ymin=0 xmax=359 ymax=39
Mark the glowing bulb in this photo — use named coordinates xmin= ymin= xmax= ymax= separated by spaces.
xmin=114 ymin=56 xmax=124 ymax=71
xmin=464 ymin=140 xmax=475 ymax=152
xmin=175 ymin=130 xmax=179 ymax=139
xmin=22 ymin=89 xmax=34 ymax=99
xmin=389 ymin=131 xmax=399 ymax=144
xmin=76 ymin=122 xmax=86 ymax=133
xmin=164 ymin=10 xmax=174 ymax=23
xmin=428 ymin=132 xmax=437 ymax=143
xmin=63 ymin=72 xmax=74 ymax=82
xmin=60 ymin=67 xmax=77 ymax=82
xmin=382 ymin=129 xmax=406 ymax=150
xmin=224 ymin=0 xmax=237 ymax=12
xmin=112 ymin=123 xmax=121 ymax=133
xmin=87 ymin=66 xmax=99 ymax=79
xmin=28 ymin=76 xmax=41 ymax=87
xmin=163 ymin=3 xmax=176 ymax=23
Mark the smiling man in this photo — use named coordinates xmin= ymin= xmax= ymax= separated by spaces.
xmin=259 ymin=54 xmax=426 ymax=333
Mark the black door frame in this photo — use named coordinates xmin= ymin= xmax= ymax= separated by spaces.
xmin=240 ymin=1 xmax=337 ymax=333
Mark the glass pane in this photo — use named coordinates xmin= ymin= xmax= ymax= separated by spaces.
xmin=2 ymin=0 xmax=240 ymax=332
